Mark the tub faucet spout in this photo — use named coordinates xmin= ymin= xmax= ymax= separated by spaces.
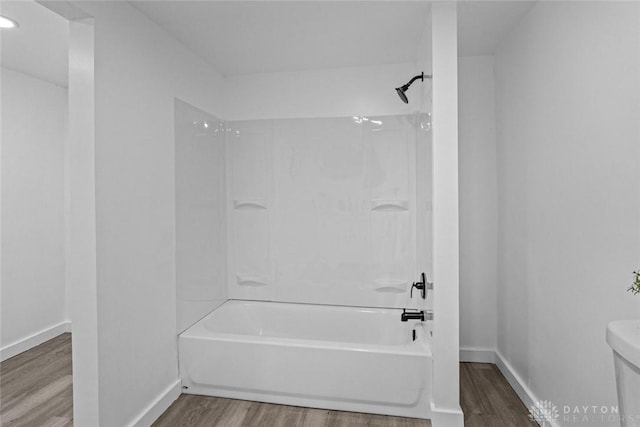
xmin=401 ymin=309 xmax=425 ymax=322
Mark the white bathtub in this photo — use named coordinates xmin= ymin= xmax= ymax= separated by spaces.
xmin=179 ymin=300 xmax=432 ymax=419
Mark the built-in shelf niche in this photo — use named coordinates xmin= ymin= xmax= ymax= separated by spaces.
xmin=371 ymin=199 xmax=409 ymax=211
xmin=373 ymin=279 xmax=409 ymax=293
xmin=236 ymin=275 xmax=270 ymax=287
xmin=233 ymin=199 xmax=268 ymax=210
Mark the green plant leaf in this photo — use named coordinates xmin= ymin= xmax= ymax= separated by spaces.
xmin=629 ymin=270 xmax=640 ymax=295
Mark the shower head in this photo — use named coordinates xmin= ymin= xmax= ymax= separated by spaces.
xmin=396 ymin=87 xmax=409 ymax=104
xmin=395 ymin=72 xmax=431 ymax=104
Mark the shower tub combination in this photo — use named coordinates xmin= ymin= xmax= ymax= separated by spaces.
xmin=179 ymin=300 xmax=432 ymax=419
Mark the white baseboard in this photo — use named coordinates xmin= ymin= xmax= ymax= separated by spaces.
xmin=460 ymin=347 xmax=496 ymax=363
xmin=127 ymin=379 xmax=182 ymax=427
xmin=430 ymin=401 xmax=464 ymax=427
xmin=494 ymin=351 xmax=561 ymax=427
xmin=494 ymin=350 xmax=535 ymax=409
xmin=1 ymin=320 xmax=72 ymax=362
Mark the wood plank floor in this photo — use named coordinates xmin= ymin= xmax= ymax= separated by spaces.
xmin=460 ymin=363 xmax=538 ymax=427
xmin=0 ymin=333 xmax=73 ymax=427
xmin=154 ymin=364 xmax=538 ymax=427
xmin=152 ymin=396 xmax=431 ymax=427
xmin=0 ymin=334 xmax=537 ymax=427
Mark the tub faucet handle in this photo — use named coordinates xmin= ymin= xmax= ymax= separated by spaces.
xmin=410 ymin=272 xmax=430 ymax=299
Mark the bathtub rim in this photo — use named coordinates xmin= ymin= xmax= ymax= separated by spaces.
xmin=180 ymin=298 xmax=432 ymax=356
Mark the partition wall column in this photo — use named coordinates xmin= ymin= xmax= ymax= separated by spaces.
xmin=430 ymin=3 xmax=463 ymax=426
xmin=68 ymin=17 xmax=99 ymax=426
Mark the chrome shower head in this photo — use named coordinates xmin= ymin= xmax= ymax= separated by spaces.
xmin=395 ymin=72 xmax=431 ymax=104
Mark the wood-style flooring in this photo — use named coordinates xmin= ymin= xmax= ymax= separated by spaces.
xmin=0 ymin=333 xmax=73 ymax=427
xmin=0 ymin=334 xmax=538 ymax=427
xmin=152 ymin=396 xmax=430 ymax=427
xmin=460 ymin=363 xmax=538 ymax=427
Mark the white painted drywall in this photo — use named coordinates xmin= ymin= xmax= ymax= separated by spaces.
xmin=1 ymin=67 xmax=68 ymax=349
xmin=68 ymin=18 xmax=98 ymax=425
xmin=494 ymin=0 xmax=640 ymax=419
xmin=67 ymin=2 xmax=225 ymax=425
xmin=175 ymin=99 xmax=227 ymax=334
xmin=223 ymin=62 xmax=426 ymax=121
xmin=430 ymin=3 xmax=463 ymax=424
xmin=458 ymin=55 xmax=497 ymax=353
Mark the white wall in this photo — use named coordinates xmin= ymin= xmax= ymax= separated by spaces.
xmin=1 ymin=67 xmax=68 ymax=351
xmin=67 ymin=17 xmax=99 ymax=425
xmin=458 ymin=55 xmax=497 ymax=354
xmin=223 ymin=62 xmax=424 ymax=121
xmin=67 ymin=2 xmax=225 ymax=426
xmin=494 ymin=1 xmax=640 ymax=419
xmin=430 ymin=3 xmax=463 ymax=423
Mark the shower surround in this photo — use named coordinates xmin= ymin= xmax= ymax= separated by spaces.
xmin=225 ymin=114 xmax=431 ymax=309
xmin=175 ymin=102 xmax=433 ymax=417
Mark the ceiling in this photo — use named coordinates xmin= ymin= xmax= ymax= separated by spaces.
xmin=132 ymin=0 xmax=536 ymax=76
xmin=131 ymin=1 xmax=431 ymax=76
xmin=0 ymin=1 xmax=536 ymax=87
xmin=0 ymin=0 xmax=69 ymax=87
